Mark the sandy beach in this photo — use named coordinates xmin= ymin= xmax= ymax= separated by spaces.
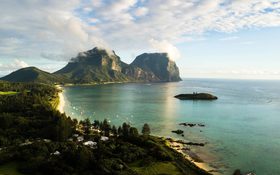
xmin=55 ymin=85 xmax=65 ymax=113
xmin=166 ymin=139 xmax=221 ymax=175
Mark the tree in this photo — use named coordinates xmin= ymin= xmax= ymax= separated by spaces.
xmin=73 ymin=118 xmax=78 ymax=126
xmin=112 ymin=125 xmax=117 ymax=136
xmin=102 ymin=119 xmax=110 ymax=136
xmin=93 ymin=120 xmax=100 ymax=128
xmin=84 ymin=118 xmax=91 ymax=136
xmin=142 ymin=123 xmax=150 ymax=136
xmin=122 ymin=122 xmax=130 ymax=137
xmin=129 ymin=127 xmax=138 ymax=137
xmin=117 ymin=126 xmax=122 ymax=136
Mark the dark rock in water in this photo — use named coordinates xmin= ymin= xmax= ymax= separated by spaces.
xmin=174 ymin=140 xmax=205 ymax=147
xmin=198 ymin=124 xmax=205 ymax=127
xmin=185 ymin=142 xmax=205 ymax=146
xmin=171 ymin=129 xmax=184 ymax=134
xmin=179 ymin=122 xmax=205 ymax=127
xmin=179 ymin=123 xmax=196 ymax=127
xmin=233 ymin=169 xmax=242 ymax=175
xmin=233 ymin=169 xmax=256 ymax=175
xmin=174 ymin=93 xmax=218 ymax=100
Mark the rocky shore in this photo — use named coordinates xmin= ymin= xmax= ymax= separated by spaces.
xmin=165 ymin=137 xmax=221 ymax=175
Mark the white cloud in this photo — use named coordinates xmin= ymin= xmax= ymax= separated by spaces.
xmin=134 ymin=7 xmax=148 ymax=17
xmin=149 ymin=39 xmax=181 ymax=61
xmin=0 ymin=59 xmax=29 ymax=71
xmin=0 ymin=0 xmax=280 ymax=65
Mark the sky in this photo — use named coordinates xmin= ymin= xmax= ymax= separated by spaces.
xmin=0 ymin=0 xmax=280 ymax=79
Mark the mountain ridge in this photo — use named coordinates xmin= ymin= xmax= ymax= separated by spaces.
xmin=1 ymin=47 xmax=182 ymax=84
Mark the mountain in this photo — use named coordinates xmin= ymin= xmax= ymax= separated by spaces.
xmin=55 ymin=47 xmax=181 ymax=83
xmin=54 ymin=47 xmax=130 ymax=83
xmin=1 ymin=47 xmax=182 ymax=84
xmin=128 ymin=53 xmax=181 ymax=82
xmin=0 ymin=67 xmax=68 ymax=84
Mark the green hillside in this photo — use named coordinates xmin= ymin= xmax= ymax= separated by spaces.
xmin=0 ymin=67 xmax=69 ymax=84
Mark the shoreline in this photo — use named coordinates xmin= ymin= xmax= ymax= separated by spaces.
xmin=165 ymin=138 xmax=221 ymax=175
xmin=57 ymin=84 xmax=219 ymax=175
xmin=55 ymin=85 xmax=65 ymax=113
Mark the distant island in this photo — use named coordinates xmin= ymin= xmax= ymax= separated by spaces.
xmin=0 ymin=47 xmax=181 ymax=84
xmin=174 ymin=93 xmax=218 ymax=100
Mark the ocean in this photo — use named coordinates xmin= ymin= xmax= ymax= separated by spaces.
xmin=62 ymin=78 xmax=280 ymax=175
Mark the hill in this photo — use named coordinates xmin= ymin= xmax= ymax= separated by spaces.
xmin=0 ymin=67 xmax=69 ymax=84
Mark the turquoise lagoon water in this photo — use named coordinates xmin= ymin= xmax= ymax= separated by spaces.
xmin=63 ymin=79 xmax=280 ymax=174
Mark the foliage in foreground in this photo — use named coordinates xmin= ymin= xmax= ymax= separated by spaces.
xmin=0 ymin=82 xmax=209 ymax=175
xmin=0 ymin=82 xmax=185 ymax=175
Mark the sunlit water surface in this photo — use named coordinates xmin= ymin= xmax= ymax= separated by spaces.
xmin=63 ymin=79 xmax=280 ymax=174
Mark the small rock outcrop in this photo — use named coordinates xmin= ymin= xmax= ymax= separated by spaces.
xmin=179 ymin=123 xmax=205 ymax=127
xmin=171 ymin=129 xmax=184 ymax=135
xmin=174 ymin=93 xmax=218 ymax=100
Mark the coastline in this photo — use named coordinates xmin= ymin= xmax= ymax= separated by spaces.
xmin=165 ymin=138 xmax=221 ymax=175
xmin=55 ymin=85 xmax=65 ymax=113
xmin=57 ymin=84 xmax=219 ymax=175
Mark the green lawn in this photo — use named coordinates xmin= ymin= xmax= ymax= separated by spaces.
xmin=131 ymin=161 xmax=184 ymax=175
xmin=0 ymin=91 xmax=19 ymax=95
xmin=0 ymin=162 xmax=23 ymax=175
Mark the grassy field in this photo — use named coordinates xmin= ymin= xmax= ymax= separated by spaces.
xmin=131 ymin=161 xmax=183 ymax=175
xmin=0 ymin=91 xmax=19 ymax=95
xmin=0 ymin=162 xmax=23 ymax=175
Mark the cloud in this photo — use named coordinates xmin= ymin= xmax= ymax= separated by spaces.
xmin=149 ymin=39 xmax=181 ymax=61
xmin=0 ymin=59 xmax=29 ymax=71
xmin=134 ymin=7 xmax=148 ymax=17
xmin=0 ymin=37 xmax=23 ymax=53
xmin=82 ymin=0 xmax=280 ymax=59
xmin=0 ymin=0 xmax=107 ymax=61
xmin=0 ymin=0 xmax=280 ymax=64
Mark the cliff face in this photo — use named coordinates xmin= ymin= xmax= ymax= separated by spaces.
xmin=129 ymin=53 xmax=181 ymax=82
xmin=54 ymin=47 xmax=129 ymax=83
xmin=122 ymin=65 xmax=159 ymax=82
xmin=1 ymin=47 xmax=182 ymax=84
